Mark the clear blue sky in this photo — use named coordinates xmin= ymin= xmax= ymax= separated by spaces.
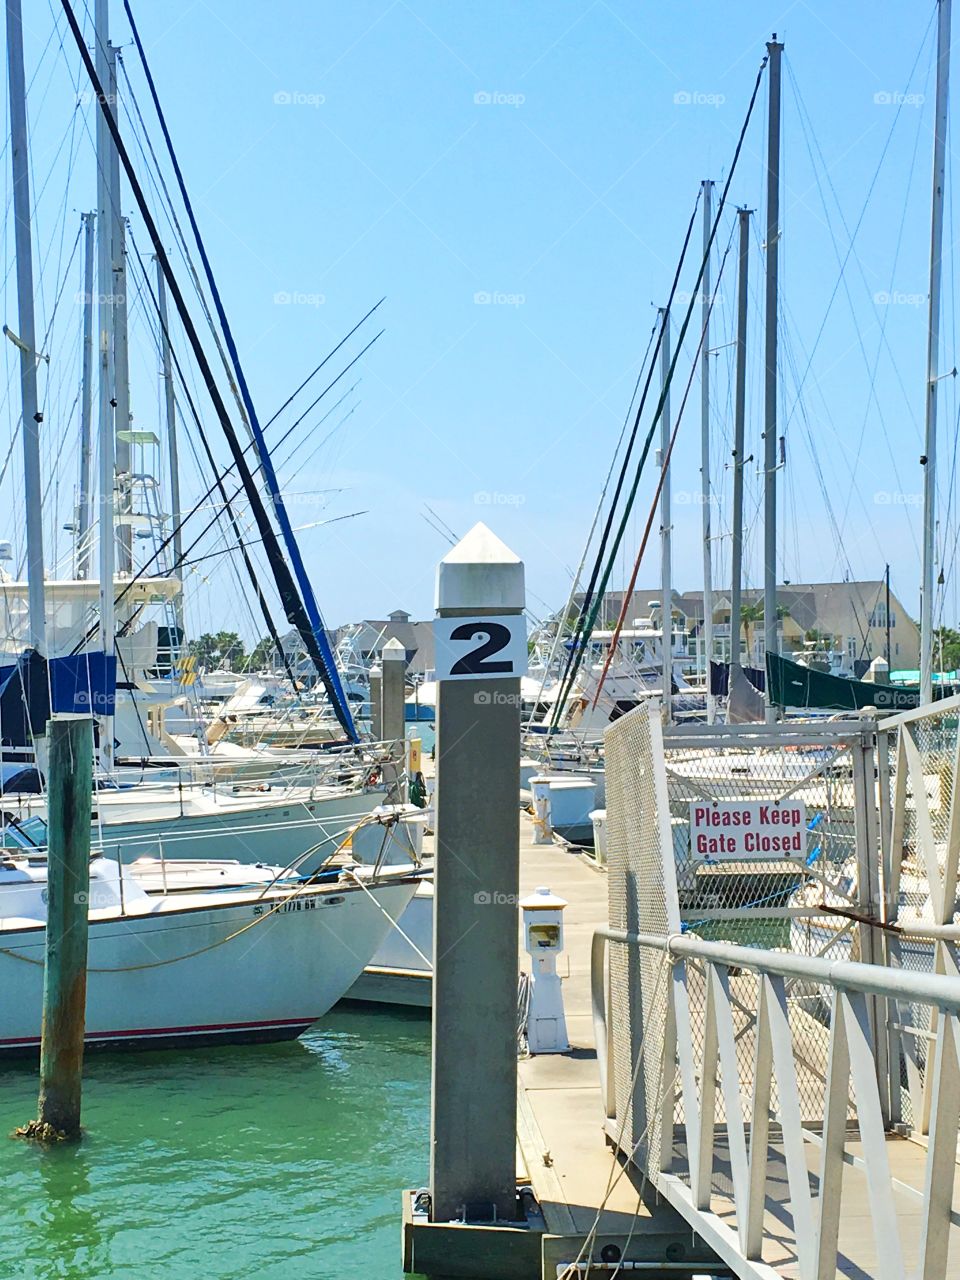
xmin=6 ymin=1 xmax=958 ymax=642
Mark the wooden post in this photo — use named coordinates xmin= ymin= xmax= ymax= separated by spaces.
xmin=17 ymin=715 xmax=93 ymax=1142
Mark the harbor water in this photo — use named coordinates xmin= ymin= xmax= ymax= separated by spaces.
xmin=0 ymin=1007 xmax=430 ymax=1278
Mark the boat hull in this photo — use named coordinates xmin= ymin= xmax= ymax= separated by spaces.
xmin=93 ymin=788 xmax=382 ymax=872
xmin=0 ymin=875 xmax=418 ymax=1055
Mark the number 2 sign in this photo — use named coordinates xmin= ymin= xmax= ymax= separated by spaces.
xmin=433 ymin=614 xmax=528 ymax=681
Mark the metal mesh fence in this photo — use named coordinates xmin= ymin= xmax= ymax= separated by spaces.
xmin=663 ymin=723 xmax=872 ymax=1124
xmin=605 ymin=713 xmax=872 ymax=1178
xmin=605 ymin=703 xmax=672 ymax=1175
xmin=879 ymin=704 xmax=960 ymax=1129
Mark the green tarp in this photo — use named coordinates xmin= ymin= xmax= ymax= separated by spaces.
xmin=765 ymin=651 xmax=952 ymax=712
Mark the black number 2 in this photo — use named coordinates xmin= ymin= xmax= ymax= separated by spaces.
xmin=449 ymin=622 xmax=513 ymax=676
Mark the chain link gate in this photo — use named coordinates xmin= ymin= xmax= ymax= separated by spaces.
xmin=601 ymin=707 xmax=883 ymax=1180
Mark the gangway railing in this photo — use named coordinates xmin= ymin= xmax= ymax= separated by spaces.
xmin=592 ymin=926 xmax=960 ymax=1280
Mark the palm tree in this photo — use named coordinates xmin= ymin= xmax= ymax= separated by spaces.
xmin=739 ymin=601 xmax=790 ymax=666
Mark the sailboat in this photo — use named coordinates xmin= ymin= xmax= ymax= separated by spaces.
xmin=0 ymin=835 xmax=421 ymax=1053
xmin=0 ymin=0 xmax=422 ymax=1053
xmin=0 ymin=0 xmax=395 ymax=876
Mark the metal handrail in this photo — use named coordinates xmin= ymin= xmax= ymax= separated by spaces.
xmin=594 ymin=926 xmax=960 ymax=1013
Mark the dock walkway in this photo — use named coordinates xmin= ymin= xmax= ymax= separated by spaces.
xmin=515 ymin=813 xmax=719 ymax=1276
xmin=515 ymin=814 xmax=960 ymax=1280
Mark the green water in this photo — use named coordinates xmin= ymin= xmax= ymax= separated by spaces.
xmin=0 ymin=1008 xmax=430 ymax=1279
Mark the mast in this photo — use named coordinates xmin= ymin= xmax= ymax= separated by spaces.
xmin=107 ymin=43 xmax=132 ymax=577
xmin=730 ymin=208 xmax=751 ymax=683
xmin=659 ymin=307 xmax=672 ymax=723
xmin=921 ymin=0 xmax=951 ymax=705
xmin=76 ymin=211 xmax=96 ymax=578
xmin=6 ymin=0 xmax=47 ymax=664
xmin=763 ymin=34 xmax=783 ymax=722
xmin=155 ymin=256 xmax=184 ymax=634
xmin=885 ymin=563 xmax=892 ymax=668
xmin=700 ymin=179 xmax=716 ymax=722
xmin=95 ymin=0 xmax=116 ymax=772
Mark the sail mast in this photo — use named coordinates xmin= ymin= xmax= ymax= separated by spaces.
xmin=763 ymin=35 xmax=783 ymax=722
xmin=107 ymin=42 xmax=133 ymax=577
xmin=730 ymin=208 xmax=751 ymax=684
xmin=155 ymin=257 xmax=184 ymax=635
xmin=921 ymin=0 xmax=951 ymax=705
xmin=700 ymin=179 xmax=716 ymax=722
xmin=659 ymin=307 xmax=672 ymax=723
xmin=6 ymin=0 xmax=48 ymax=663
xmin=95 ymin=0 xmax=116 ymax=772
xmin=77 ymin=211 xmax=96 ymax=578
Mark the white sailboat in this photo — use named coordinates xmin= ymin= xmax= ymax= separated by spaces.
xmin=0 ymin=843 xmax=421 ymax=1053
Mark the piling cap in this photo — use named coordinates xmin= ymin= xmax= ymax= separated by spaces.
xmin=382 ymin=637 xmax=406 ymax=662
xmin=436 ymin=522 xmax=524 ymax=614
xmin=519 ymin=885 xmax=567 ymax=911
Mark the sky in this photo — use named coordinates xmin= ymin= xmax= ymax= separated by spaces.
xmin=5 ymin=1 xmax=960 ymax=643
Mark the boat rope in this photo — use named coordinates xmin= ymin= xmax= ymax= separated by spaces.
xmin=557 ymin=950 xmax=673 ymax=1280
xmin=342 ymin=868 xmax=431 ymax=969
xmin=550 ymin=51 xmax=769 ymax=733
xmin=590 ymin=223 xmax=738 ymax=710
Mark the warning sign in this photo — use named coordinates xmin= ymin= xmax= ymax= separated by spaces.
xmin=689 ymin=801 xmax=807 ymax=860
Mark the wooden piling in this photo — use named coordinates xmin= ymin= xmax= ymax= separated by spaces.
xmin=16 ymin=715 xmax=94 ymax=1142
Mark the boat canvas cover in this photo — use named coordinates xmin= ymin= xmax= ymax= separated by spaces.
xmin=709 ymin=660 xmax=766 ymax=695
xmin=0 ymin=651 xmax=116 ymax=746
xmin=765 ymin=651 xmax=952 ymax=711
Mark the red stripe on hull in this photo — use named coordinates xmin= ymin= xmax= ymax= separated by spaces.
xmin=0 ymin=1015 xmax=319 ymax=1055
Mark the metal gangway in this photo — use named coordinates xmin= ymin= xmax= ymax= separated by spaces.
xmin=593 ymin=700 xmax=960 ymax=1279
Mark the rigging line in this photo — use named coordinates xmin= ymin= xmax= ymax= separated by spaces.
xmin=34 ymin=221 xmax=82 ymax=363
xmin=261 ymin=298 xmax=384 ymax=432
xmin=591 ymin=228 xmax=736 ymax=709
xmin=110 ymin=236 xmax=375 ymax=597
xmin=785 ymin=67 xmax=927 ymax=558
xmin=120 ymin=48 xmax=384 ymax=464
xmin=69 ymin=228 xmax=300 ymax=691
xmin=115 ymin=50 xmax=261 ymax=433
xmin=549 ymin=194 xmax=701 ymax=730
xmin=179 ymin=511 xmax=367 ymax=571
xmin=127 ymin=221 xmax=376 ymax=539
xmin=551 ymin=53 xmax=769 ymax=731
xmin=835 ymin=53 xmax=932 ymax=543
xmin=781 ymin=37 xmax=932 ymax=436
xmin=531 ymin=316 xmax=660 ymax=724
xmin=120 ymin=1 xmax=355 ymax=738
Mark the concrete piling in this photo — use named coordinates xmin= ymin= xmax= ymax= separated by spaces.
xmin=430 ymin=523 xmax=525 ymax=1223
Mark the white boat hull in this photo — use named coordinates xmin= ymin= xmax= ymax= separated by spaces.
xmin=0 ymin=875 xmax=418 ymax=1054
xmin=26 ymin=787 xmax=383 ymax=873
